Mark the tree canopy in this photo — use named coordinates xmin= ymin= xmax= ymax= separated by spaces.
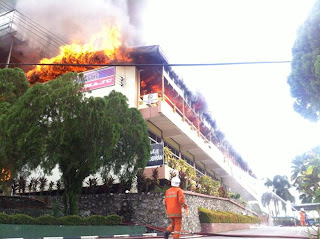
xmin=288 ymin=0 xmax=320 ymax=121
xmin=0 ymin=69 xmax=151 ymax=214
xmin=291 ymin=146 xmax=320 ymax=203
xmin=0 ymin=68 xmax=29 ymax=179
xmin=0 ymin=68 xmax=29 ymax=115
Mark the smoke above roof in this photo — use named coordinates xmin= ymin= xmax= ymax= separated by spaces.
xmin=15 ymin=0 xmax=147 ymax=46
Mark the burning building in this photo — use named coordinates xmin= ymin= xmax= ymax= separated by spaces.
xmin=0 ymin=1 xmax=260 ymax=202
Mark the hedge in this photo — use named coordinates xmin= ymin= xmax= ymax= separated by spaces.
xmin=0 ymin=213 xmax=9 ymax=224
xmin=0 ymin=213 xmax=122 ymax=226
xmin=36 ymin=215 xmax=59 ymax=225
xmin=198 ymin=207 xmax=260 ymax=224
xmin=7 ymin=214 xmax=36 ymax=225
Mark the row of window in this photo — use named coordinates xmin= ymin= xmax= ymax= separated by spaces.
xmin=148 ymin=129 xmax=210 ymax=178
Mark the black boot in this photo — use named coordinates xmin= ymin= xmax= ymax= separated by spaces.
xmin=164 ymin=230 xmax=171 ymax=239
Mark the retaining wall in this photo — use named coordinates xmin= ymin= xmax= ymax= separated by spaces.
xmin=0 ymin=191 xmax=256 ymax=233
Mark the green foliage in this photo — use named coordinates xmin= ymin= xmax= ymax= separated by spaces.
xmin=0 ymin=68 xmax=29 ymax=173
xmin=198 ymin=175 xmax=220 ymax=196
xmin=52 ymin=201 xmax=63 ymax=217
xmin=230 ymin=193 xmax=241 ymax=200
xmin=102 ymin=176 xmax=115 ymax=193
xmin=7 ymin=214 xmax=36 ymax=225
xmin=105 ymin=214 xmax=122 ymax=225
xmin=291 ymin=146 xmax=320 ymax=203
xmin=288 ymin=0 xmax=320 ymax=121
xmin=0 ymin=68 xmax=29 ymax=115
xmin=264 ymin=175 xmax=295 ymax=214
xmin=136 ymin=168 xmax=152 ymax=193
xmin=198 ymin=207 xmax=260 ymax=224
xmin=218 ymin=186 xmax=229 ymax=198
xmin=57 ymin=215 xmax=84 ymax=225
xmin=85 ymin=215 xmax=108 ymax=225
xmin=165 ymin=147 xmax=196 ymax=181
xmin=0 ymin=72 xmax=150 ymax=215
xmin=36 ymin=215 xmax=58 ymax=225
xmin=0 ymin=213 xmax=9 ymax=224
xmin=0 ymin=213 xmax=121 ymax=226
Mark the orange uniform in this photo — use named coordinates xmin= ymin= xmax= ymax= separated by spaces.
xmin=300 ymin=211 xmax=306 ymax=226
xmin=164 ymin=186 xmax=188 ymax=239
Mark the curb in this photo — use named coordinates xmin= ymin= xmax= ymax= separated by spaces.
xmin=2 ymin=233 xmax=164 ymax=239
xmin=100 ymin=233 xmax=164 ymax=238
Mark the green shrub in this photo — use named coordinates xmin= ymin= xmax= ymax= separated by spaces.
xmin=57 ymin=215 xmax=84 ymax=225
xmin=36 ymin=215 xmax=58 ymax=225
xmin=85 ymin=215 xmax=108 ymax=225
xmin=198 ymin=207 xmax=260 ymax=224
xmin=198 ymin=207 xmax=213 ymax=223
xmin=7 ymin=214 xmax=36 ymax=225
xmin=105 ymin=214 xmax=122 ymax=225
xmin=0 ymin=213 xmax=9 ymax=224
xmin=0 ymin=213 xmax=122 ymax=226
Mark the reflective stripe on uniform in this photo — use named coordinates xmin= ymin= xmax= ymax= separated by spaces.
xmin=168 ymin=213 xmax=182 ymax=217
xmin=173 ymin=231 xmax=181 ymax=234
xmin=166 ymin=195 xmax=177 ymax=198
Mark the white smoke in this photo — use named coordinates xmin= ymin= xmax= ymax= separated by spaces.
xmin=15 ymin=0 xmax=146 ymax=46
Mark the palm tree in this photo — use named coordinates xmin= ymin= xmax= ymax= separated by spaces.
xmin=264 ymin=175 xmax=295 ymax=214
xmin=39 ymin=176 xmax=48 ymax=195
xmin=261 ymin=192 xmax=272 ymax=213
xmin=261 ymin=191 xmax=281 ymax=218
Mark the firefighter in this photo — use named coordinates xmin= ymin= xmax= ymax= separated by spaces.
xmin=164 ymin=176 xmax=189 ymax=239
xmin=300 ymin=208 xmax=306 ymax=226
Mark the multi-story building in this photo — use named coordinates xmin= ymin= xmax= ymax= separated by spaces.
xmin=0 ymin=3 xmax=264 ymax=211
xmin=79 ymin=46 xmax=261 ymax=203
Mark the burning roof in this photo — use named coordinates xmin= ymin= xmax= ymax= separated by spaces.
xmin=25 ymin=37 xmax=254 ymax=177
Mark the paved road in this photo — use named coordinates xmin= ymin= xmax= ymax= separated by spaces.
xmin=180 ymin=226 xmax=315 ymax=239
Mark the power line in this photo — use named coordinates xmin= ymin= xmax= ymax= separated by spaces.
xmin=0 ymin=1 xmax=67 ymax=45
xmin=0 ymin=60 xmax=292 ymax=67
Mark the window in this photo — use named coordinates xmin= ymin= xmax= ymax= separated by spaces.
xmin=163 ymin=141 xmax=179 ymax=159
xmin=148 ymin=130 xmax=161 ymax=143
xmin=181 ymin=154 xmax=193 ymax=167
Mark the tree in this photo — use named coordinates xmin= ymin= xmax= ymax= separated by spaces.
xmin=264 ymin=175 xmax=295 ymax=214
xmin=0 ymin=72 xmax=150 ymax=214
xmin=0 ymin=68 xmax=29 ymax=115
xmin=0 ymin=68 xmax=29 ymax=189
xmin=291 ymin=146 xmax=320 ymax=203
xmin=287 ymin=0 xmax=320 ymax=121
xmin=261 ymin=192 xmax=273 ymax=213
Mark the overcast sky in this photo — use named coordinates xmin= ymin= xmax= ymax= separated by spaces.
xmin=142 ymin=0 xmax=320 ymax=182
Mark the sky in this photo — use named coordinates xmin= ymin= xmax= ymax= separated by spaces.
xmin=142 ymin=0 xmax=320 ymax=182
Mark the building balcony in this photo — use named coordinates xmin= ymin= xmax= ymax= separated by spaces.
xmin=139 ymin=95 xmax=259 ymax=201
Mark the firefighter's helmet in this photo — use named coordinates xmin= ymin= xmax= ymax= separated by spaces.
xmin=171 ymin=176 xmax=180 ymax=187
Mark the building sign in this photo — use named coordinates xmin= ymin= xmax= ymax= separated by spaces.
xmin=143 ymin=93 xmax=158 ymax=104
xmin=146 ymin=142 xmax=164 ymax=167
xmin=82 ymin=67 xmax=115 ymax=91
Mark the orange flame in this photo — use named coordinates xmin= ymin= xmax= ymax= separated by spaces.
xmin=0 ymin=168 xmax=11 ymax=181
xmin=27 ymin=25 xmax=132 ymax=84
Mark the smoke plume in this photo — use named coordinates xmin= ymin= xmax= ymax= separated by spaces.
xmin=15 ymin=0 xmax=147 ymax=46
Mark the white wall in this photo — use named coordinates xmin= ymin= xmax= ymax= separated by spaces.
xmin=86 ymin=66 xmax=139 ymax=108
